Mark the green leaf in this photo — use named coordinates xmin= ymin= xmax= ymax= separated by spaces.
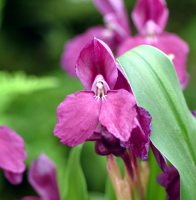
xmin=0 ymin=72 xmax=57 ymax=93
xmin=81 ymin=143 xmax=107 ymax=192
xmin=89 ymin=192 xmax=105 ymax=200
xmin=0 ymin=72 xmax=57 ymax=112
xmin=105 ymin=177 xmax=117 ymax=200
xmin=147 ymin=150 xmax=165 ymax=200
xmin=118 ymin=45 xmax=196 ymax=200
xmin=63 ymin=145 xmax=89 ymax=200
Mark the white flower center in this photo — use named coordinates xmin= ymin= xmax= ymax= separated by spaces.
xmin=91 ymin=75 xmax=109 ymax=101
xmin=95 ymin=81 xmax=107 ymax=101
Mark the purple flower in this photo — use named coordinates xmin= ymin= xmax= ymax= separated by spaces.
xmin=158 ymin=166 xmax=180 ymax=200
xmin=0 ymin=126 xmax=26 ymax=185
xmin=132 ymin=0 xmax=169 ymax=35
xmin=94 ymin=0 xmax=130 ymax=39
xmin=54 ymin=38 xmax=151 ymax=161
xmin=152 ymin=111 xmax=195 ymax=199
xmin=61 ymin=26 xmax=106 ymax=76
xmin=22 ymin=154 xmax=60 ymax=200
xmin=117 ymin=0 xmax=189 ymax=89
xmin=61 ymin=0 xmax=130 ymax=76
xmin=152 ymin=144 xmax=180 ymax=200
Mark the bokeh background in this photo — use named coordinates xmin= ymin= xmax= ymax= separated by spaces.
xmin=0 ymin=0 xmax=195 ymax=199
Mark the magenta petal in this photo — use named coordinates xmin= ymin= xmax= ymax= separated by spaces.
xmin=4 ymin=171 xmax=23 ymax=185
xmin=117 ymin=33 xmax=189 ymax=88
xmin=99 ymin=89 xmax=136 ymax=142
xmin=94 ymin=0 xmax=130 ymax=37
xmin=76 ymin=38 xmax=118 ymax=90
xmin=154 ymin=33 xmax=189 ymax=88
xmin=61 ymin=26 xmax=106 ymax=76
xmin=54 ymin=91 xmax=100 ymax=147
xmin=157 ymin=166 xmax=180 ymax=200
xmin=0 ymin=126 xmax=26 ymax=174
xmin=151 ymin=143 xmax=168 ymax=172
xmin=114 ymin=66 xmax=132 ymax=92
xmin=130 ymin=107 xmax=151 ymax=160
xmin=192 ymin=111 xmax=196 ymax=118
xmin=94 ymin=0 xmax=125 ymax=15
xmin=117 ymin=36 xmax=141 ymax=56
xmin=132 ymin=0 xmax=169 ymax=34
xmin=28 ymin=155 xmax=60 ymax=200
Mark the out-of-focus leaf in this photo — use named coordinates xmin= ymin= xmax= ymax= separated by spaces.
xmin=81 ymin=143 xmax=107 ymax=192
xmin=0 ymin=73 xmax=82 ymax=198
xmin=118 ymin=45 xmax=196 ymax=200
xmin=63 ymin=145 xmax=89 ymax=200
xmin=89 ymin=192 xmax=104 ymax=200
xmin=105 ymin=178 xmax=117 ymax=200
xmin=0 ymin=72 xmax=57 ymax=92
xmin=147 ymin=150 xmax=165 ymax=200
xmin=0 ymin=72 xmax=57 ymax=112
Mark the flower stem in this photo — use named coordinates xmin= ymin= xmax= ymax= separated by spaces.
xmin=107 ymin=155 xmax=132 ymax=200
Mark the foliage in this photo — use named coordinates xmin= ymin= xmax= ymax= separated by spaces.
xmin=118 ymin=45 xmax=196 ymax=200
xmin=63 ymin=145 xmax=89 ymax=200
xmin=0 ymin=0 xmax=195 ymax=199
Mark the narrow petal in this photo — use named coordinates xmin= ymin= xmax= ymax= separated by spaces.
xmin=28 ymin=155 xmax=60 ymax=200
xmin=0 ymin=126 xmax=26 ymax=174
xmin=94 ymin=0 xmax=130 ymax=37
xmin=151 ymin=143 xmax=168 ymax=172
xmin=54 ymin=91 xmax=100 ymax=147
xmin=94 ymin=0 xmax=125 ymax=15
xmin=99 ymin=89 xmax=136 ymax=142
xmin=132 ymin=0 xmax=169 ymax=34
xmin=129 ymin=107 xmax=151 ymax=160
xmin=117 ymin=33 xmax=189 ymax=88
xmin=157 ymin=166 xmax=180 ymax=200
xmin=4 ymin=171 xmax=23 ymax=185
xmin=76 ymin=38 xmax=118 ymax=90
xmin=61 ymin=26 xmax=106 ymax=76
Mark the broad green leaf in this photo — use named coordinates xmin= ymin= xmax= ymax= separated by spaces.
xmin=118 ymin=45 xmax=196 ymax=200
xmin=63 ymin=145 xmax=89 ymax=200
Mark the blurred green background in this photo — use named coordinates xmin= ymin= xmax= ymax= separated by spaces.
xmin=0 ymin=0 xmax=195 ymax=199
